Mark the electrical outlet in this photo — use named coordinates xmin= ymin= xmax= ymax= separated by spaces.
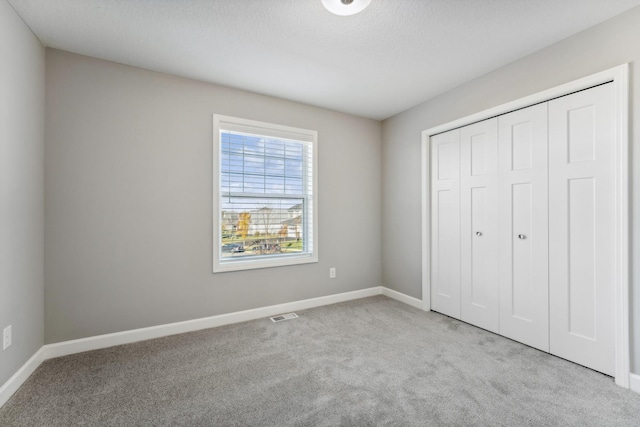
xmin=329 ymin=267 xmax=336 ymax=279
xmin=3 ymin=325 xmax=11 ymax=350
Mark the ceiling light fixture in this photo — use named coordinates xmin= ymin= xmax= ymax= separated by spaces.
xmin=321 ymin=0 xmax=372 ymax=16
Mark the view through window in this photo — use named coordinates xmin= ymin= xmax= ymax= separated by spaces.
xmin=213 ymin=115 xmax=317 ymax=272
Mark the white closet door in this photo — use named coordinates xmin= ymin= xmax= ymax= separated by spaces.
xmin=548 ymin=84 xmax=615 ymax=375
xmin=460 ymin=119 xmax=499 ymax=333
xmin=430 ymin=129 xmax=461 ymax=319
xmin=497 ymin=103 xmax=549 ymax=352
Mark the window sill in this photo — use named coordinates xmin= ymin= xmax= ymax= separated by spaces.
xmin=213 ymin=253 xmax=318 ymax=273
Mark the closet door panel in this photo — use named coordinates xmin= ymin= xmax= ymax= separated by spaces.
xmin=549 ymin=84 xmax=615 ymax=376
xmin=511 ymin=183 xmax=534 ymax=321
xmin=498 ymin=103 xmax=549 ymax=352
xmin=460 ymin=119 xmax=499 ymax=332
xmin=430 ymin=129 xmax=461 ymax=319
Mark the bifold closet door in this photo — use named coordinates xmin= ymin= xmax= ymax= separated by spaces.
xmin=430 ymin=129 xmax=461 ymax=319
xmin=460 ymin=119 xmax=499 ymax=333
xmin=497 ymin=103 xmax=549 ymax=351
xmin=548 ymin=84 xmax=615 ymax=376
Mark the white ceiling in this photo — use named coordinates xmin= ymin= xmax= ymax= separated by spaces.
xmin=8 ymin=0 xmax=640 ymax=120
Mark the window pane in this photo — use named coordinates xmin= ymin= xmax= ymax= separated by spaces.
xmin=221 ymin=130 xmax=308 ymax=197
xmin=215 ymin=116 xmax=316 ymax=272
xmin=220 ymin=197 xmax=305 ymax=259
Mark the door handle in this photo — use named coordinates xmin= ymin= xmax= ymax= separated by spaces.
xmin=476 ymin=231 xmax=482 ymax=236
xmin=518 ymin=234 xmax=527 ymax=240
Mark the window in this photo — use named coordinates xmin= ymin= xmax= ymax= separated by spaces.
xmin=213 ymin=115 xmax=318 ymax=272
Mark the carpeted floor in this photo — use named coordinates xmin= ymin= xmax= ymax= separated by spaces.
xmin=1 ymin=295 xmax=640 ymax=426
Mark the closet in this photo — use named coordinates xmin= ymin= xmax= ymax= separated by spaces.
xmin=430 ymin=83 xmax=615 ymax=376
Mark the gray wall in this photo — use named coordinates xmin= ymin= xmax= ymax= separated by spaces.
xmin=381 ymin=5 xmax=640 ymax=373
xmin=44 ymin=50 xmax=382 ymax=343
xmin=0 ymin=0 xmax=45 ymax=385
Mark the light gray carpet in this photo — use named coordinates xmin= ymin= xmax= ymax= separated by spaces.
xmin=1 ymin=295 xmax=640 ymax=426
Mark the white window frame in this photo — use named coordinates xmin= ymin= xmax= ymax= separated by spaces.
xmin=213 ymin=114 xmax=318 ymax=273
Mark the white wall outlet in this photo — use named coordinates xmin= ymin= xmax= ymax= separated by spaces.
xmin=329 ymin=267 xmax=336 ymax=279
xmin=3 ymin=325 xmax=11 ymax=350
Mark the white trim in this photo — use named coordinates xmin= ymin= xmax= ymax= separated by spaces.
xmin=43 ymin=287 xmax=381 ymax=359
xmin=421 ymin=136 xmax=431 ymax=311
xmin=0 ymin=347 xmax=46 ymax=408
xmin=381 ymin=287 xmax=423 ymax=309
xmin=212 ymin=253 xmax=319 ymax=273
xmin=421 ymin=64 xmax=630 ymax=388
xmin=613 ymin=65 xmax=630 ymax=389
xmin=630 ymin=373 xmax=640 ymax=395
xmin=15 ymin=287 xmax=420 ymax=363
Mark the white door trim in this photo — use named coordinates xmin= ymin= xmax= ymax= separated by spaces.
xmin=420 ymin=64 xmax=630 ymax=388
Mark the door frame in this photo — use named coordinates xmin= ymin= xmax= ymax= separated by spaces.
xmin=420 ymin=64 xmax=630 ymax=387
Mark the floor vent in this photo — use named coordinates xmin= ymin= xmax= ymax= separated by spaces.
xmin=270 ymin=313 xmax=298 ymax=323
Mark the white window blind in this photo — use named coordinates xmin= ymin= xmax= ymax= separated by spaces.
xmin=213 ymin=115 xmax=317 ymax=272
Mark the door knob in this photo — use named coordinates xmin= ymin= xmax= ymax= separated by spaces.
xmin=476 ymin=231 xmax=482 ymax=236
xmin=518 ymin=234 xmax=526 ymax=239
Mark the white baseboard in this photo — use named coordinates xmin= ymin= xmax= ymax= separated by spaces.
xmin=381 ymin=287 xmax=423 ymax=309
xmin=0 ymin=347 xmax=46 ymax=408
xmin=1 ymin=285 xmax=422 ymax=409
xmin=43 ymin=286 xmax=383 ymax=359
xmin=630 ymin=373 xmax=640 ymax=395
